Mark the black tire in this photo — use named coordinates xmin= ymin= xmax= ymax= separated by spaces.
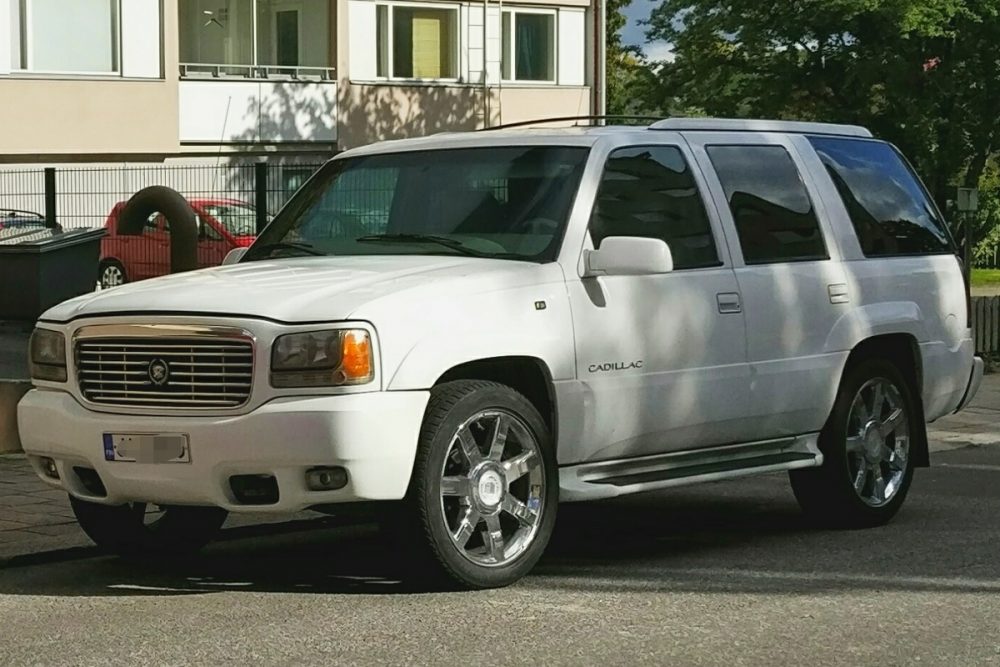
xmin=70 ymin=495 xmax=227 ymax=558
xmin=99 ymin=259 xmax=128 ymax=289
xmin=790 ymin=358 xmax=918 ymax=528
xmin=401 ymin=380 xmax=558 ymax=590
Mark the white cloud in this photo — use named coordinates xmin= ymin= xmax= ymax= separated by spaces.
xmin=643 ymin=41 xmax=676 ymax=63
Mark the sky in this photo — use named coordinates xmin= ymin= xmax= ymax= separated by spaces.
xmin=621 ymin=0 xmax=675 ymax=62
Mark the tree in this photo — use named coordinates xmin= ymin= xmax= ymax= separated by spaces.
xmin=644 ymin=0 xmax=1000 ymax=217
xmin=605 ymin=0 xmax=658 ymax=115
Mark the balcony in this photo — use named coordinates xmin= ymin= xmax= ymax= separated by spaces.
xmin=178 ymin=65 xmax=337 ymax=144
xmin=177 ymin=0 xmax=337 ymax=145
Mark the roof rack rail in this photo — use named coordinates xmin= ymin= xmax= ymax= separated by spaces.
xmin=479 ymin=115 xmax=663 ymax=131
xmin=649 ymin=118 xmax=873 ymax=138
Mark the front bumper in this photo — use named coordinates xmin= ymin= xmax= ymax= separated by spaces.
xmin=954 ymin=356 xmax=985 ymax=413
xmin=17 ymin=389 xmax=429 ymax=513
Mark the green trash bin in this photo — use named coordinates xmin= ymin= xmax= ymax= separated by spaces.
xmin=0 ymin=226 xmax=106 ymax=321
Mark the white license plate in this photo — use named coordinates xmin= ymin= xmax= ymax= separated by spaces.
xmin=103 ymin=433 xmax=190 ymax=463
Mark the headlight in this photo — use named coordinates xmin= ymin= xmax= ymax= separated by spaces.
xmin=271 ymin=329 xmax=374 ymax=388
xmin=29 ymin=328 xmax=67 ymax=382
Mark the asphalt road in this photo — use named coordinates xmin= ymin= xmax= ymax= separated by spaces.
xmin=2 ymin=445 xmax=1000 ymax=666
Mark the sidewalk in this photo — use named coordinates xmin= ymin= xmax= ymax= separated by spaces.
xmin=2 ymin=374 xmax=999 ymax=565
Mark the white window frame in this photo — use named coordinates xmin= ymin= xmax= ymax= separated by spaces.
xmin=14 ymin=0 xmax=123 ymax=77
xmin=374 ymin=0 xmax=462 ymax=83
xmin=501 ymin=6 xmax=557 ymax=85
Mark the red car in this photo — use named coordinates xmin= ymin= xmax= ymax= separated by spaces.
xmin=99 ymin=198 xmax=258 ymax=288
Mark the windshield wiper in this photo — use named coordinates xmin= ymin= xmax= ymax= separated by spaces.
xmin=355 ymin=233 xmax=490 ymax=258
xmin=249 ymin=241 xmax=325 ymax=258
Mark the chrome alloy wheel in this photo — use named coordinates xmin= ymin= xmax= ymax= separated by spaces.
xmin=439 ymin=409 xmax=545 ymax=567
xmin=845 ymin=378 xmax=910 ymax=507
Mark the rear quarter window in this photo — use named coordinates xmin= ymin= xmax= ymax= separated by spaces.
xmin=807 ymin=137 xmax=954 ymax=257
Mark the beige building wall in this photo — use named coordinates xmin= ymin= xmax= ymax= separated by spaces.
xmin=0 ymin=0 xmax=181 ymax=160
xmin=0 ymin=0 xmax=593 ymax=158
xmin=336 ymin=0 xmax=593 ymax=150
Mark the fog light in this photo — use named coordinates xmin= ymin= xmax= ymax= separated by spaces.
xmin=306 ymin=467 xmax=348 ymax=491
xmin=40 ymin=457 xmax=59 ymax=479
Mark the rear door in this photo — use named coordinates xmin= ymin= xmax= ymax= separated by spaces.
xmin=564 ymin=138 xmax=751 ymax=464
xmin=687 ymin=133 xmax=849 ymax=440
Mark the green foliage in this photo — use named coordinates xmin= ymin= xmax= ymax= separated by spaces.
xmin=605 ymin=0 xmax=659 ymax=115
xmin=640 ymin=0 xmax=1000 ymax=237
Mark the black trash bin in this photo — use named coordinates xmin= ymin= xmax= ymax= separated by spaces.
xmin=0 ymin=226 xmax=106 ymax=321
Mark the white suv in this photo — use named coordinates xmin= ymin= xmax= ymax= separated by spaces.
xmin=19 ymin=119 xmax=984 ymax=589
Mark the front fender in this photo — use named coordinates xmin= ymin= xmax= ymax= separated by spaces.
xmin=386 ymin=331 xmax=572 ymax=390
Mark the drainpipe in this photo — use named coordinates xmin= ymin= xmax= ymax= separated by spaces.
xmin=593 ymin=0 xmax=606 ymax=118
xmin=483 ymin=0 xmax=490 ymax=127
xmin=497 ymin=0 xmax=503 ymax=126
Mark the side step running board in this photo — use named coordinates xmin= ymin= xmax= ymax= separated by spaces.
xmin=559 ymin=435 xmax=823 ymax=502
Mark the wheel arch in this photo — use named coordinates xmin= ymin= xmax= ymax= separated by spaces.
xmin=837 ymin=333 xmax=929 ymax=467
xmin=433 ymin=356 xmax=558 ymax=450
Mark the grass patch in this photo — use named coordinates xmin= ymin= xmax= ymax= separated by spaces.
xmin=972 ymin=269 xmax=1000 ymax=287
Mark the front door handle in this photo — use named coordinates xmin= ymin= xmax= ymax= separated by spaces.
xmin=717 ymin=292 xmax=742 ymax=314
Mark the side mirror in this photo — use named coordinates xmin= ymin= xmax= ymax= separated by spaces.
xmin=584 ymin=237 xmax=674 ymax=277
xmin=222 ymin=247 xmax=248 ymax=265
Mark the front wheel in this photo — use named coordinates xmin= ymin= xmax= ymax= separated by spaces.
xmin=70 ymin=496 xmax=227 ymax=558
xmin=402 ymin=380 xmax=558 ymax=589
xmin=790 ymin=359 xmax=917 ymax=527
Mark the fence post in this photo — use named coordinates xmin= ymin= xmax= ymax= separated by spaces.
xmin=43 ymin=167 xmax=57 ymax=229
xmin=254 ymin=162 xmax=268 ymax=233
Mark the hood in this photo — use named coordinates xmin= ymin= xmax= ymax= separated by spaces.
xmin=42 ymin=255 xmax=552 ymax=323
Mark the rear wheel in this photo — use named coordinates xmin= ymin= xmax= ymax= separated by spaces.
xmin=790 ymin=359 xmax=917 ymax=527
xmin=70 ymin=496 xmax=227 ymax=558
xmin=402 ymin=380 xmax=558 ymax=589
xmin=99 ymin=259 xmax=127 ymax=289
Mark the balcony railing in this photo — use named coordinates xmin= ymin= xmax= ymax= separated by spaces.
xmin=179 ymin=63 xmax=336 ymax=81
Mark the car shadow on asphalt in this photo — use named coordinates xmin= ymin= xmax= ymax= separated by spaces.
xmin=1 ymin=454 xmax=999 ymax=597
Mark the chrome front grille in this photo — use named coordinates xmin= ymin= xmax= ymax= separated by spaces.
xmin=76 ymin=336 xmax=254 ymax=409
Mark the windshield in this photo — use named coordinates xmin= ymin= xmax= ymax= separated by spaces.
xmin=202 ymin=204 xmax=258 ymax=237
xmin=245 ymin=146 xmax=590 ymax=262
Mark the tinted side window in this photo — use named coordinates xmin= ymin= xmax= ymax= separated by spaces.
xmin=808 ymin=137 xmax=953 ymax=256
xmin=707 ymin=145 xmax=827 ymax=264
xmin=590 ymin=145 xmax=720 ymax=270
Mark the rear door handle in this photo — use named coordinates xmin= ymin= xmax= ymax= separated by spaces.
xmin=717 ymin=292 xmax=742 ymax=314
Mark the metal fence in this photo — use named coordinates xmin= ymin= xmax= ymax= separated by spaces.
xmin=0 ymin=161 xmax=326 ymax=287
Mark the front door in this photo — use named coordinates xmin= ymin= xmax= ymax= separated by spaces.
xmin=564 ymin=142 xmax=751 ymax=465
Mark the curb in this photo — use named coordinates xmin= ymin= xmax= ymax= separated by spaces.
xmin=0 ymin=379 xmax=30 ymax=454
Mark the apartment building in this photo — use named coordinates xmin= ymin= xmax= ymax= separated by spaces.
xmin=0 ymin=0 xmax=599 ymax=162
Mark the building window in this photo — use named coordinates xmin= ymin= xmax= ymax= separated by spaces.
xmin=179 ymin=0 xmax=333 ymax=77
xmin=501 ymin=9 xmax=555 ymax=82
xmin=375 ymin=3 xmax=458 ymax=80
xmin=12 ymin=0 xmax=120 ymax=74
